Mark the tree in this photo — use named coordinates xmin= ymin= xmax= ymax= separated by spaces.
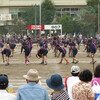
xmin=21 ymin=0 xmax=55 ymax=25
xmin=87 ymin=0 xmax=99 ymax=6
xmin=87 ymin=0 xmax=100 ymax=34
xmin=59 ymin=13 xmax=74 ymax=33
xmin=21 ymin=6 xmax=40 ymax=25
xmin=41 ymin=0 xmax=56 ymax=24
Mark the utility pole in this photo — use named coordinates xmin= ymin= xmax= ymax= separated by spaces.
xmin=40 ymin=0 xmax=41 ymax=38
xmin=98 ymin=0 xmax=100 ymax=34
xmin=35 ymin=4 xmax=37 ymax=37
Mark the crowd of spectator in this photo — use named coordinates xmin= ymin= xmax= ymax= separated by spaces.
xmin=0 ymin=65 xmax=100 ymax=100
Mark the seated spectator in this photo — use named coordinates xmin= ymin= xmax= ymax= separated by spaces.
xmin=0 ymin=74 xmax=16 ymax=100
xmin=17 ymin=69 xmax=49 ymax=100
xmin=92 ymin=65 xmax=100 ymax=100
xmin=65 ymin=65 xmax=80 ymax=100
xmin=72 ymin=69 xmax=94 ymax=100
xmin=46 ymin=74 xmax=70 ymax=100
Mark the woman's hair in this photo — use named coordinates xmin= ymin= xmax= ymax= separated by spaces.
xmin=94 ymin=65 xmax=100 ymax=77
xmin=79 ymin=69 xmax=92 ymax=82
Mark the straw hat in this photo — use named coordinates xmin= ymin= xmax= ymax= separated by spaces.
xmin=23 ymin=69 xmax=41 ymax=81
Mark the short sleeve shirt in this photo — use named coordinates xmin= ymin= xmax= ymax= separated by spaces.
xmin=51 ymin=90 xmax=70 ymax=100
xmin=72 ymin=82 xmax=94 ymax=100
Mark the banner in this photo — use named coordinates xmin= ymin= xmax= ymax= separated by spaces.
xmin=45 ymin=25 xmax=62 ymax=30
xmin=27 ymin=25 xmax=44 ymax=30
xmin=0 ymin=14 xmax=12 ymax=20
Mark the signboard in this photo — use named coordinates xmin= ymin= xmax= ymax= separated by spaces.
xmin=0 ymin=14 xmax=12 ymax=20
xmin=27 ymin=25 xmax=62 ymax=30
xmin=27 ymin=25 xmax=44 ymax=30
xmin=45 ymin=25 xmax=62 ymax=30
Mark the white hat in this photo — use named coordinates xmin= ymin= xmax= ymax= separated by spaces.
xmin=71 ymin=66 xmax=80 ymax=73
xmin=23 ymin=69 xmax=41 ymax=81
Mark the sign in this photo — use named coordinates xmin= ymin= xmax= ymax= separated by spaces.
xmin=45 ymin=25 xmax=62 ymax=30
xmin=0 ymin=14 xmax=12 ymax=20
xmin=27 ymin=25 xmax=44 ymax=30
xmin=27 ymin=25 xmax=62 ymax=31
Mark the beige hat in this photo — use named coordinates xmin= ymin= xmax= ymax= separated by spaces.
xmin=71 ymin=66 xmax=80 ymax=73
xmin=23 ymin=69 xmax=41 ymax=81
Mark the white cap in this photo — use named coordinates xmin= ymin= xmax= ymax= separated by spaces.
xmin=71 ymin=66 xmax=80 ymax=73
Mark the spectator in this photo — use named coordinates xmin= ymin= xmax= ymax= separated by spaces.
xmin=72 ymin=69 xmax=94 ymax=100
xmin=6 ymin=33 xmax=11 ymax=42
xmin=79 ymin=33 xmax=82 ymax=39
xmin=92 ymin=65 xmax=100 ymax=100
xmin=0 ymin=74 xmax=17 ymax=100
xmin=65 ymin=65 xmax=80 ymax=100
xmin=17 ymin=69 xmax=49 ymax=100
xmin=46 ymin=74 xmax=70 ymax=100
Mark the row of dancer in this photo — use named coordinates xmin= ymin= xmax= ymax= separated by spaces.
xmin=0 ymin=36 xmax=99 ymax=65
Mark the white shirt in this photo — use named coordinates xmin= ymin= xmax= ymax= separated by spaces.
xmin=6 ymin=34 xmax=11 ymax=39
xmin=0 ymin=90 xmax=17 ymax=100
xmin=67 ymin=76 xmax=80 ymax=100
xmin=79 ymin=34 xmax=82 ymax=39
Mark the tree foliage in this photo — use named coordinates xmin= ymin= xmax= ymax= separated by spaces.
xmin=59 ymin=13 xmax=74 ymax=33
xmin=41 ymin=0 xmax=56 ymax=24
xmin=21 ymin=0 xmax=55 ymax=25
xmin=21 ymin=6 xmax=39 ymax=25
xmin=87 ymin=0 xmax=99 ymax=6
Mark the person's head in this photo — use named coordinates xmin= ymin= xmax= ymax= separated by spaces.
xmin=46 ymin=74 xmax=64 ymax=91
xmin=71 ymin=66 xmax=80 ymax=76
xmin=94 ymin=65 xmax=100 ymax=78
xmin=56 ymin=45 xmax=60 ymax=50
xmin=39 ymin=43 xmax=43 ymax=47
xmin=79 ymin=69 xmax=92 ymax=82
xmin=23 ymin=69 xmax=41 ymax=83
xmin=0 ymin=74 xmax=9 ymax=89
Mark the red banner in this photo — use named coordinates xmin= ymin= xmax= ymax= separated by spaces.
xmin=27 ymin=25 xmax=44 ymax=30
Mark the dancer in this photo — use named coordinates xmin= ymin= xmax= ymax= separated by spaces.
xmin=0 ymin=41 xmax=4 ymax=51
xmin=27 ymin=37 xmax=33 ymax=57
xmin=2 ymin=44 xmax=11 ymax=66
xmin=36 ymin=45 xmax=48 ymax=65
xmin=56 ymin=45 xmax=69 ymax=64
xmin=71 ymin=46 xmax=79 ymax=64
xmin=21 ymin=40 xmax=30 ymax=65
xmin=9 ymin=41 xmax=16 ymax=57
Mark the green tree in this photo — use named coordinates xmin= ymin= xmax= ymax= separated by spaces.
xmin=73 ymin=5 xmax=97 ymax=36
xmin=41 ymin=0 xmax=56 ymax=24
xmin=59 ymin=13 xmax=74 ymax=33
xmin=87 ymin=0 xmax=99 ymax=6
xmin=21 ymin=6 xmax=40 ymax=25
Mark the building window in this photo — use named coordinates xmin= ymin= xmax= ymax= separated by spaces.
xmin=57 ymin=8 xmax=61 ymax=11
xmin=9 ymin=8 xmax=24 ymax=18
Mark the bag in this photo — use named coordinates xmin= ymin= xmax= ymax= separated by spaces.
xmin=92 ymin=81 xmax=100 ymax=93
xmin=92 ymin=81 xmax=100 ymax=100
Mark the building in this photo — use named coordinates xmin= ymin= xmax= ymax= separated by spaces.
xmin=0 ymin=0 xmax=87 ymax=26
